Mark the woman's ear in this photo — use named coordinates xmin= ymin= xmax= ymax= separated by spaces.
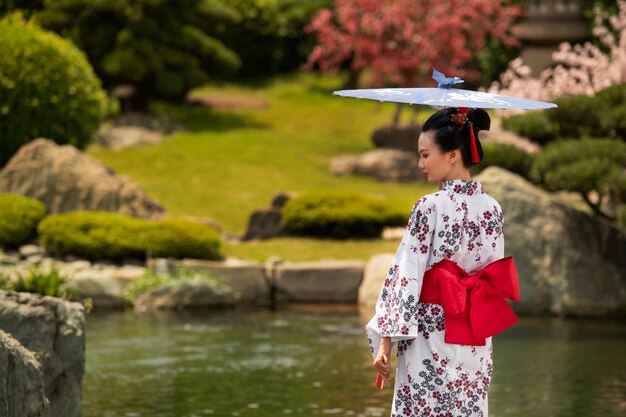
xmin=448 ymin=150 xmax=459 ymax=165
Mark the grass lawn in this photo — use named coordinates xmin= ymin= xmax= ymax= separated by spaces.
xmin=87 ymin=72 xmax=436 ymax=261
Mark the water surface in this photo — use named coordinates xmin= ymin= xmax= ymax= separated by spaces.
xmin=83 ymin=307 xmax=626 ymax=417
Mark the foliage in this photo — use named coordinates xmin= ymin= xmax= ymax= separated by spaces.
xmin=489 ymin=0 xmax=626 ymax=103
xmin=208 ymin=0 xmax=331 ymax=77
xmin=0 ymin=272 xmax=12 ymax=290
xmin=472 ymin=142 xmax=534 ymax=179
xmin=501 ymin=111 xmax=557 ymax=144
xmin=0 ymin=13 xmax=107 ymax=165
xmin=144 ymin=219 xmax=222 ymax=260
xmin=551 ymin=94 xmax=602 ymax=138
xmin=12 ymin=266 xmax=74 ymax=298
xmin=282 ymin=191 xmax=408 ymax=239
xmin=38 ymin=212 xmax=222 ymax=261
xmin=123 ymin=267 xmax=227 ymax=305
xmin=88 ymin=73 xmax=435 ymax=237
xmin=304 ymin=0 xmax=522 ymax=87
xmin=501 ymin=83 xmax=626 ymax=142
xmin=0 ymin=193 xmax=47 ymax=249
xmin=531 ymin=138 xmax=626 ymax=220
xmin=33 ymin=0 xmax=241 ymax=107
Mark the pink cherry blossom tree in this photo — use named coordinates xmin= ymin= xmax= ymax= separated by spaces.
xmin=303 ymin=0 xmax=523 ymax=89
xmin=488 ymin=0 xmax=626 ymax=104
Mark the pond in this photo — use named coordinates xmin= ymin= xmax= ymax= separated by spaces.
xmin=83 ymin=306 xmax=626 ymax=417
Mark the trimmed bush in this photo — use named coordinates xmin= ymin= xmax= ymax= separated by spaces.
xmin=595 ymin=83 xmax=626 ymax=139
xmin=473 ymin=142 xmax=534 ymax=179
xmin=501 ymin=111 xmax=556 ymax=145
xmin=501 ymin=83 xmax=626 ymax=143
xmin=145 ymin=219 xmax=222 ymax=260
xmin=551 ymin=94 xmax=601 ymax=138
xmin=282 ymin=191 xmax=408 ymax=239
xmin=0 ymin=193 xmax=46 ymax=248
xmin=531 ymin=138 xmax=626 ymax=220
xmin=0 ymin=13 xmax=107 ymax=166
xmin=38 ymin=212 xmax=222 ymax=261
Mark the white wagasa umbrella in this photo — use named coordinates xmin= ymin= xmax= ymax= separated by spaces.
xmin=333 ymin=69 xmax=558 ymax=110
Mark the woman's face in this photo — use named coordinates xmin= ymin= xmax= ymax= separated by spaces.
xmin=417 ymin=131 xmax=454 ymax=183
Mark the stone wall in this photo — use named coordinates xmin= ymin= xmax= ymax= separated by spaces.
xmin=0 ymin=330 xmax=49 ymax=417
xmin=0 ymin=291 xmax=86 ymax=417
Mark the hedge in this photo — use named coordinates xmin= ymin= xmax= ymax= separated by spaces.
xmin=282 ymin=191 xmax=407 ymax=239
xmin=473 ymin=142 xmax=534 ymax=180
xmin=0 ymin=13 xmax=107 ymax=166
xmin=501 ymin=83 xmax=626 ymax=144
xmin=0 ymin=193 xmax=46 ymax=248
xmin=38 ymin=212 xmax=222 ymax=261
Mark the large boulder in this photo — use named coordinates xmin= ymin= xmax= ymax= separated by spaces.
xmin=134 ymin=278 xmax=238 ymax=312
xmin=357 ymin=253 xmax=395 ymax=318
xmin=475 ymin=166 xmax=626 ymax=317
xmin=0 ymin=138 xmax=165 ymax=219
xmin=0 ymin=290 xmax=85 ymax=417
xmin=274 ymin=260 xmax=365 ymax=303
xmin=0 ymin=330 xmax=50 ymax=417
xmin=330 ymin=148 xmax=423 ymax=182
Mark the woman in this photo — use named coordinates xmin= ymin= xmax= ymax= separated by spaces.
xmin=366 ymin=107 xmax=520 ymax=417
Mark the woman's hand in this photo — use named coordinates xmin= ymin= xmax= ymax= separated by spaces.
xmin=373 ymin=337 xmax=392 ymax=385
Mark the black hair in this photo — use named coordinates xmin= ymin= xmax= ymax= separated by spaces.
xmin=421 ymin=107 xmax=491 ymax=168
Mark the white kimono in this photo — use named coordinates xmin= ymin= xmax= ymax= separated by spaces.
xmin=366 ymin=178 xmax=505 ymax=417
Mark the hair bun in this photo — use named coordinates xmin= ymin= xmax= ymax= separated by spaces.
xmin=469 ymin=108 xmax=491 ymax=132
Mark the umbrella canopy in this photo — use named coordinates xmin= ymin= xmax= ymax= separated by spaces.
xmin=333 ymin=69 xmax=558 ymax=110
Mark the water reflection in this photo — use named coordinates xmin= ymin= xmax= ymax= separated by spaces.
xmin=83 ymin=308 xmax=626 ymax=417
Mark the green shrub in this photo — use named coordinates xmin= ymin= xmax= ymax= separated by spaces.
xmin=532 ymin=138 xmax=626 ymax=220
xmin=0 ymin=13 xmax=107 ymax=166
xmin=282 ymin=191 xmax=407 ymax=239
xmin=551 ymin=94 xmax=601 ymax=138
xmin=34 ymin=0 xmax=240 ymax=107
xmin=594 ymin=83 xmax=626 ymax=139
xmin=502 ymin=84 xmax=626 ymax=144
xmin=12 ymin=266 xmax=74 ymax=298
xmin=0 ymin=193 xmax=46 ymax=248
xmin=501 ymin=111 xmax=556 ymax=144
xmin=0 ymin=272 xmax=12 ymax=291
xmin=473 ymin=142 xmax=534 ymax=179
xmin=123 ymin=267 xmax=228 ymax=305
xmin=145 ymin=219 xmax=222 ymax=260
xmin=38 ymin=212 xmax=222 ymax=261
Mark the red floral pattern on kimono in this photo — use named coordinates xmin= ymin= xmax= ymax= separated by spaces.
xmin=366 ymin=179 xmax=505 ymax=417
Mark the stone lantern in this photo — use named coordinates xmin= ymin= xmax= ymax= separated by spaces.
xmin=513 ymin=0 xmax=590 ymax=74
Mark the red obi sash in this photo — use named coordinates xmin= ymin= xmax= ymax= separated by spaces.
xmin=418 ymin=256 xmax=520 ymax=346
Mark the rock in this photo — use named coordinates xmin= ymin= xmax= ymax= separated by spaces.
xmin=65 ymin=266 xmax=145 ymax=308
xmin=357 ymin=253 xmax=395 ymax=318
xmin=271 ymin=193 xmax=292 ymax=209
xmin=371 ymin=124 xmax=421 ymax=152
xmin=0 ymin=330 xmax=50 ymax=417
xmin=274 ymin=260 xmax=365 ymax=303
xmin=180 ymin=258 xmax=269 ymax=303
xmin=330 ymin=148 xmax=423 ymax=182
xmin=95 ymin=124 xmax=162 ymax=151
xmin=19 ymin=244 xmax=44 ymax=258
xmin=134 ymin=278 xmax=238 ymax=312
xmin=242 ymin=208 xmax=284 ymax=240
xmin=0 ymin=290 xmax=85 ymax=417
xmin=475 ymin=166 xmax=626 ymax=317
xmin=0 ymin=138 xmax=165 ymax=219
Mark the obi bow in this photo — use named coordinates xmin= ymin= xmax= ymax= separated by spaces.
xmin=418 ymin=257 xmax=520 ymax=346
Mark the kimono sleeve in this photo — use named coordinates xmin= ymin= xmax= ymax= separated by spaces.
xmin=365 ymin=196 xmax=437 ymax=358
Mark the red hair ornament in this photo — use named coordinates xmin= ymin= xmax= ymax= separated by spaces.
xmin=451 ymin=107 xmax=480 ymax=164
